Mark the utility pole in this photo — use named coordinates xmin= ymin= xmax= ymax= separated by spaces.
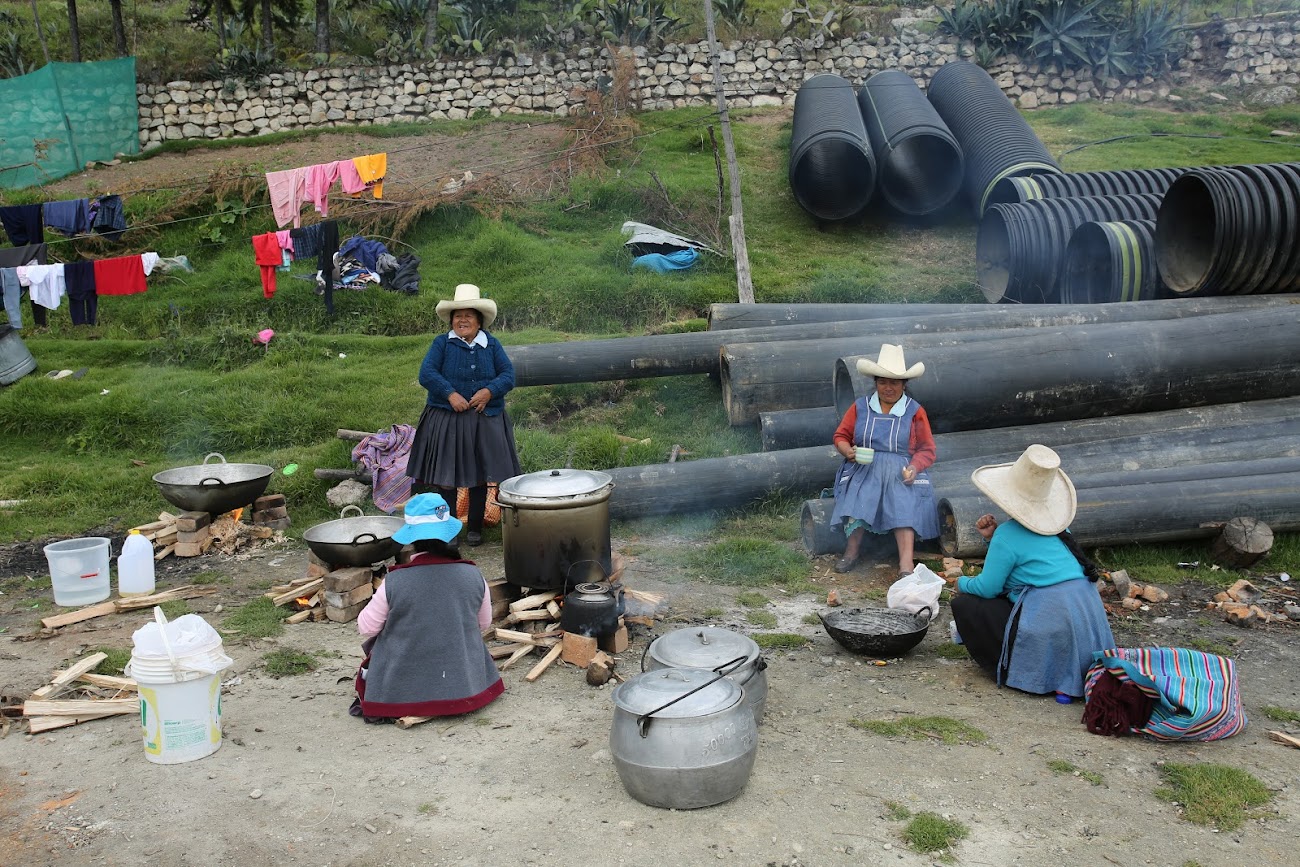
xmin=704 ymin=0 xmax=754 ymax=304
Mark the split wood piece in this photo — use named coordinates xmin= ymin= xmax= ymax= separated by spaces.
xmin=324 ymin=567 xmax=373 ymax=594
xmin=489 ymin=642 xmax=533 ymax=659
xmin=494 ymin=627 xmax=546 ymax=645
xmin=28 ymin=712 xmax=127 ymax=734
xmin=39 ymin=586 xmax=216 ymax=629
xmin=131 ymin=517 xmax=176 ymax=534
xmin=175 ymin=511 xmax=212 ymax=533
xmin=325 ymin=599 xmax=368 ymax=623
xmin=586 ymin=650 xmax=615 ymax=686
xmin=40 ymin=602 xmax=116 ymax=631
xmin=624 ymin=588 xmax=664 ymax=608
xmin=546 ymin=600 xmax=561 ymax=619
xmin=24 ymin=698 xmax=139 ymax=717
xmin=272 ymin=578 xmax=324 ymax=607
xmin=395 ymin=715 xmax=434 ymax=730
xmin=1210 ymin=516 xmax=1274 ymax=570
xmin=53 ymin=671 xmax=137 ymax=691
xmin=324 ymin=582 xmax=374 ymax=610
xmin=1226 ymin=578 xmax=1263 ymax=605
xmin=599 ymin=621 xmax=629 ymax=654
xmin=525 ymin=643 xmax=564 ymax=682
xmin=314 ymin=468 xmax=373 ymax=483
xmin=286 ymin=608 xmax=315 ymax=625
xmin=1268 ymin=730 xmax=1300 ymax=749
xmin=153 ymin=544 xmax=176 ymax=561
xmin=30 ymin=653 xmax=108 ymax=700
xmin=503 ymin=609 xmax=551 ymax=626
xmin=154 ymin=527 xmax=179 ymax=545
xmin=498 ymin=645 xmax=536 ymax=670
xmin=561 ymin=632 xmax=599 ymax=668
xmin=509 ymin=591 xmax=560 ymax=613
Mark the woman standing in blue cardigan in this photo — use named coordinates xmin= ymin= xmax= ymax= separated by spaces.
xmin=406 ymin=284 xmax=521 ymax=546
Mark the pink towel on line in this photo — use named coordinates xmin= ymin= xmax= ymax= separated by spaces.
xmin=266 ymin=168 xmax=307 ymax=228
xmin=339 ymin=159 xmax=366 ymax=196
xmin=305 ymin=161 xmax=342 ymax=218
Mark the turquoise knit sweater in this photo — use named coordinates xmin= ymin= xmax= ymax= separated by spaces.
xmin=956 ymin=519 xmax=1084 ymax=603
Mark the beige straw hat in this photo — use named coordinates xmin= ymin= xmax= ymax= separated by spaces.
xmin=970 ymin=444 xmax=1077 ymax=536
xmin=435 ymin=283 xmax=498 ymax=328
xmin=855 ymin=343 xmax=925 ymax=380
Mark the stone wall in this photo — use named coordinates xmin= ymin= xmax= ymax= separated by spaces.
xmin=135 ymin=10 xmax=1300 ymax=148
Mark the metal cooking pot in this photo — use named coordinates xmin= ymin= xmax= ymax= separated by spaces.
xmin=818 ymin=606 xmax=933 ymax=657
xmin=497 ymin=469 xmax=614 ymax=590
xmin=610 ymin=665 xmax=758 ymax=810
xmin=152 ymin=452 xmax=274 ymax=515
xmin=302 ymin=505 xmax=406 ymax=567
xmin=643 ymin=627 xmax=768 ymax=725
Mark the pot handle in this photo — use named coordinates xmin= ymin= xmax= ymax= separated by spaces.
xmin=915 ymin=604 xmax=935 ymax=625
xmin=198 ymin=476 xmax=226 ymax=487
xmin=339 ymin=505 xmax=364 ymax=519
xmin=636 ymin=655 xmax=747 ymax=738
xmin=202 ymin=453 xmax=227 ymax=465
xmin=350 ymin=532 xmax=378 ymax=546
xmin=497 ymin=501 xmax=519 ymax=527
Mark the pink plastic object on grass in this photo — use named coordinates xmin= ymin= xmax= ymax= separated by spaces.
xmin=255 ymin=329 xmax=275 ymax=345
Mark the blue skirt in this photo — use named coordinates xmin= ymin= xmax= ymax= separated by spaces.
xmin=829 ymin=450 xmax=940 ymax=540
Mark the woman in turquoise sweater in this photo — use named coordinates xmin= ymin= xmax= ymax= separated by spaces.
xmin=406 ymin=284 xmax=521 ymax=546
xmin=948 ymin=444 xmax=1115 ymax=699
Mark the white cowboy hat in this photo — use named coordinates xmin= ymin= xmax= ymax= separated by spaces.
xmin=856 ymin=343 xmax=925 ymax=380
xmin=970 ymin=444 xmax=1077 ymax=536
xmin=435 ymin=283 xmax=498 ymax=328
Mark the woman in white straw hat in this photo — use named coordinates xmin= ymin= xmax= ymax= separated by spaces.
xmin=830 ymin=343 xmax=940 ymax=576
xmin=948 ymin=444 xmax=1115 ymax=701
xmin=406 ymin=284 xmax=521 ymax=546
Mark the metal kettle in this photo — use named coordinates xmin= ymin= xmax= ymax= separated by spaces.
xmin=560 ymin=582 xmax=620 ymax=637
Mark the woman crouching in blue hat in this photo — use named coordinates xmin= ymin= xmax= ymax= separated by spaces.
xmin=351 ymin=493 xmax=503 ymax=721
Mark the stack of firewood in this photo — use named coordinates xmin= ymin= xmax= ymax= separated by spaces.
xmin=2 ymin=652 xmax=140 ymax=735
xmin=38 ymin=585 xmax=219 ymax=632
xmin=131 ymin=510 xmax=281 ymax=561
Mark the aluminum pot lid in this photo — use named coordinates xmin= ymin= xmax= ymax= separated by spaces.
xmin=612 ymin=668 xmax=742 ymax=718
xmin=498 ymin=468 xmax=613 ymax=501
xmin=649 ymin=627 xmax=760 ymax=670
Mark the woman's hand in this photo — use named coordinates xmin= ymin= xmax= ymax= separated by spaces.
xmin=468 ymin=388 xmax=493 ymax=412
xmin=975 ymin=513 xmax=998 ymax=541
xmin=901 ymin=464 xmax=917 ymax=485
xmin=448 ymin=392 xmax=471 ymax=412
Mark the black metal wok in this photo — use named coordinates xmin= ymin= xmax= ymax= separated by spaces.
xmin=302 ymin=505 xmax=405 ymax=566
xmin=818 ymin=606 xmax=933 ymax=657
xmin=153 ymin=453 xmax=274 ymax=515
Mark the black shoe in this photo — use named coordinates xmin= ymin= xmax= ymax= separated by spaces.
xmin=834 ymin=554 xmax=858 ymax=573
xmin=466 ymin=531 xmax=483 ymax=547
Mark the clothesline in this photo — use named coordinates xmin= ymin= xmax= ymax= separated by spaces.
xmin=0 ymin=246 xmax=159 ymax=329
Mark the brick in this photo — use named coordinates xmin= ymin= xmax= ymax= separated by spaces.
xmin=323 ymin=566 xmax=372 ymax=593
xmin=177 ymin=526 xmax=210 ymax=544
xmin=325 ymin=600 xmax=367 ymax=623
xmin=560 ymin=632 xmax=598 ymax=667
xmin=176 ymin=510 xmax=211 ymax=533
xmin=257 ymin=517 xmax=291 ymax=531
xmin=598 ymin=622 xmax=629 ymax=654
xmin=252 ymin=505 xmax=288 ymax=523
xmin=174 ymin=541 xmax=203 ymax=557
xmin=253 ymin=494 xmax=286 ymax=511
xmin=324 ymin=581 xmax=373 ymax=609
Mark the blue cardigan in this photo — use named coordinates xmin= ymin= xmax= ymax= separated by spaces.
xmin=418 ymin=331 xmax=515 ymax=416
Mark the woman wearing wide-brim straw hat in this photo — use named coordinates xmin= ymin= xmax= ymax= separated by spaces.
xmin=947 ymin=444 xmax=1116 ymax=701
xmin=830 ymin=344 xmax=940 ymax=576
xmin=405 ymin=284 xmax=521 ymax=547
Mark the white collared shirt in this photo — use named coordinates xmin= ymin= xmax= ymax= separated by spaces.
xmin=448 ymin=329 xmax=488 ymax=348
xmin=868 ymin=392 xmax=910 ymax=417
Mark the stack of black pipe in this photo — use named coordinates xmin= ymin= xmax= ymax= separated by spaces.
xmin=788 ymin=74 xmax=877 ymax=222
xmin=1062 ymin=219 xmax=1170 ymax=304
xmin=986 ymin=167 xmax=1184 ymax=209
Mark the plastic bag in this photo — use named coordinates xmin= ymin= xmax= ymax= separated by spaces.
xmin=130 ymin=610 xmax=232 ymax=674
xmin=887 ymin=565 xmax=945 ymax=621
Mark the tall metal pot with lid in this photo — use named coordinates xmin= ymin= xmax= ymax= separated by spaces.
xmin=644 ymin=627 xmax=768 ymax=724
xmin=610 ymin=666 xmax=758 ymax=810
xmin=496 ymin=469 xmax=614 ymax=591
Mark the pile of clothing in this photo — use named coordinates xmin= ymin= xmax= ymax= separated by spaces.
xmin=251 ymin=224 xmax=419 ymax=314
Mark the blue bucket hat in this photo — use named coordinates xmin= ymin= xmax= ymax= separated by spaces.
xmin=392 ymin=493 xmax=464 ymax=545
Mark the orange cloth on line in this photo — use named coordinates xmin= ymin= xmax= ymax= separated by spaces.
xmin=252 ymin=232 xmax=283 ymax=298
xmin=351 ymin=153 xmax=387 ymax=199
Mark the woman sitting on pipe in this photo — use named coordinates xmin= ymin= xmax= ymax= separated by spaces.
xmin=830 ymin=343 xmax=939 ymax=576
xmin=351 ymin=493 xmax=503 ymax=721
xmin=947 ymin=444 xmax=1115 ymax=701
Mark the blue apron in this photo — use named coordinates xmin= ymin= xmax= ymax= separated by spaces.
xmin=830 ymin=395 xmax=939 ymax=539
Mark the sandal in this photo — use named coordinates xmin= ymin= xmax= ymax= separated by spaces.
xmin=834 ymin=555 xmax=858 ymax=573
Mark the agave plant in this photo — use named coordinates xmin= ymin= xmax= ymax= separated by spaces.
xmin=1124 ymin=0 xmax=1190 ymax=75
xmin=981 ymin=0 xmax=1032 ymax=55
xmin=593 ymin=0 xmax=683 ymax=49
xmin=1026 ymin=0 xmax=1106 ymax=69
xmin=713 ymin=0 xmax=756 ymax=33
xmin=443 ymin=3 xmax=497 ymax=56
xmin=1089 ymin=32 xmax=1133 ymax=78
xmin=0 ymin=29 xmax=28 ymax=79
xmin=937 ymin=0 xmax=983 ymax=42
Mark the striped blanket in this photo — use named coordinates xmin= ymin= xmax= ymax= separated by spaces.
xmin=1083 ymin=647 xmax=1247 ymax=742
xmin=351 ymin=424 xmax=416 ymax=514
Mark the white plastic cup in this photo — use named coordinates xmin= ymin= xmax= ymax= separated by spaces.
xmin=44 ymin=537 xmax=111 ymax=606
xmin=117 ymin=530 xmax=156 ymax=597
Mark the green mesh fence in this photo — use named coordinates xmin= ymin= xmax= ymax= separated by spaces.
xmin=0 ymin=58 xmax=140 ymax=190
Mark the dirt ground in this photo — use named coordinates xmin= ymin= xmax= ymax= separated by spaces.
xmin=1 ymin=530 xmax=1298 ymax=867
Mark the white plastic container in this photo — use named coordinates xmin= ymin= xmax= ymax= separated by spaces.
xmin=44 ymin=537 xmax=111 ymax=606
xmin=117 ymin=529 xmax=156 ymax=597
xmin=126 ymin=609 xmax=232 ymax=764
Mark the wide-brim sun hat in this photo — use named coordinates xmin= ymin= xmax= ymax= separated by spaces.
xmin=392 ymin=493 xmax=465 ymax=544
xmin=435 ymin=283 xmax=498 ymax=328
xmin=856 ymin=343 xmax=925 ymax=380
xmin=970 ymin=443 xmax=1077 ymax=536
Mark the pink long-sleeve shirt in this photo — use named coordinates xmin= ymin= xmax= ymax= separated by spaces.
xmin=357 ymin=555 xmax=492 ymax=638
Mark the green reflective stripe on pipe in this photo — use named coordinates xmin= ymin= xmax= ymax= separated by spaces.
xmin=1115 ymin=222 xmax=1143 ymax=302
xmin=979 ymin=162 xmax=1060 ymax=213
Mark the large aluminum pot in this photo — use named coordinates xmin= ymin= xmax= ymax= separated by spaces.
xmin=496 ymin=469 xmax=614 ymax=590
xmin=302 ymin=505 xmax=405 ymax=567
xmin=644 ymin=627 xmax=768 ymax=725
xmin=610 ymin=667 xmax=758 ymax=810
xmin=152 ymin=453 xmax=273 ymax=515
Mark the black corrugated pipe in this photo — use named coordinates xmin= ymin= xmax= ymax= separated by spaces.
xmin=789 ymin=74 xmax=877 ymax=221
xmin=1063 ymin=220 xmax=1171 ymax=304
xmin=855 ymin=70 xmax=964 ymax=215
xmin=926 ymin=61 xmax=1061 ymax=215
xmin=987 ymin=167 xmax=1185 ymax=208
xmin=977 ymin=193 xmax=1162 ymax=303
xmin=1155 ymin=161 xmax=1300 ymax=296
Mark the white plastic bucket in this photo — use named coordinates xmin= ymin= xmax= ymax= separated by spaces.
xmin=44 ymin=537 xmax=111 ymax=606
xmin=126 ymin=609 xmax=231 ymax=765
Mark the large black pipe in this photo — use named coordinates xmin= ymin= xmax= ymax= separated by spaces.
xmin=939 ymin=470 xmax=1300 ymax=557
xmin=789 ymin=74 xmax=877 ymax=222
xmin=1062 ymin=220 xmax=1171 ymax=304
xmin=987 ymin=167 xmax=1184 ymax=209
xmin=719 ymin=297 xmax=1287 ymax=425
xmin=926 ymin=60 xmax=1061 ymax=215
xmin=977 ymin=194 xmax=1162 ymax=303
xmin=1155 ymin=162 xmax=1300 ymax=296
xmin=761 ymin=406 xmax=840 ymax=452
xmin=856 ymin=70 xmax=964 ymax=216
xmin=832 ymin=307 xmax=1300 ymax=431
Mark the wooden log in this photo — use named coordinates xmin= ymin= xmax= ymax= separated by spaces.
xmin=28 ymin=712 xmax=125 ymax=734
xmin=53 ymin=671 xmax=137 ymax=691
xmin=24 ymin=698 xmax=139 ymax=717
xmin=509 ymin=590 xmax=560 ymax=613
xmin=489 ymin=642 xmax=533 ymax=659
xmin=114 ymin=586 xmax=216 ymax=611
xmin=30 ymin=653 xmax=109 ymax=699
xmin=336 ymin=429 xmax=373 ymax=442
xmin=503 ymin=609 xmax=552 ymax=625
xmin=498 ymin=645 xmax=535 ymax=670
xmin=1268 ymin=730 xmax=1300 ymax=749
xmin=546 ymin=600 xmax=561 ymax=619
xmin=493 ymin=627 xmax=543 ymax=645
xmin=1209 ymin=517 xmax=1274 ymax=570
xmin=586 ymin=651 xmax=615 ymax=686
xmin=315 ymin=468 xmax=373 ymax=483
xmin=285 ymin=609 xmax=314 ymax=624
xmin=40 ymin=602 xmax=118 ymax=630
xmin=153 ymin=544 xmax=176 ymax=561
xmin=524 ymin=644 xmax=564 ymax=682
xmin=273 ymin=578 xmax=324 ymax=607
